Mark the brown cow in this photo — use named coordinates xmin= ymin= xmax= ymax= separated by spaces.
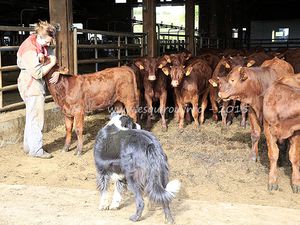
xmin=216 ymin=57 xmax=294 ymax=161
xmin=162 ymin=59 xmax=212 ymax=129
xmin=45 ymin=66 xmax=139 ymax=155
xmin=263 ymin=74 xmax=300 ymax=192
xmin=134 ymin=56 xmax=168 ymax=131
xmin=209 ymin=55 xmax=247 ymax=127
xmin=245 ymin=51 xmax=271 ymax=67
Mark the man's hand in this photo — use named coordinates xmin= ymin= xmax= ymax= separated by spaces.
xmin=49 ymin=71 xmax=60 ymax=84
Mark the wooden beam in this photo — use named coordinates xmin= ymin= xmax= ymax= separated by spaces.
xmin=49 ymin=0 xmax=74 ymax=74
xmin=185 ymin=0 xmax=195 ymax=54
xmin=143 ymin=0 xmax=157 ymax=57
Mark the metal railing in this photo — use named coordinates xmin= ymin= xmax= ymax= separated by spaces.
xmin=73 ymin=28 xmax=147 ymax=73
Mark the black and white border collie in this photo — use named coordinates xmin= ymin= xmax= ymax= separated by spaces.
xmin=94 ymin=113 xmax=180 ymax=223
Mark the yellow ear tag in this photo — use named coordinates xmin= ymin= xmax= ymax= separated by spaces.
xmin=158 ymin=64 xmax=163 ymax=69
xmin=186 ymin=67 xmax=193 ymax=76
xmin=162 ymin=68 xmax=169 ymax=76
xmin=139 ymin=65 xmax=144 ymax=70
xmin=225 ymin=63 xmax=230 ymax=68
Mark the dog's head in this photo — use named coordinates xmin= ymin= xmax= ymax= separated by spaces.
xmin=107 ymin=113 xmax=141 ymax=130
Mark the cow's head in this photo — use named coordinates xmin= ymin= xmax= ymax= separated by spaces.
xmin=217 ymin=66 xmax=249 ymax=101
xmin=163 ymin=51 xmax=192 ymax=66
xmin=134 ymin=56 xmax=167 ymax=81
xmin=162 ymin=64 xmax=193 ymax=87
xmin=210 ymin=56 xmax=246 ymax=87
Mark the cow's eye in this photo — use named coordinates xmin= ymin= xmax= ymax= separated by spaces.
xmin=230 ymin=79 xmax=235 ymax=83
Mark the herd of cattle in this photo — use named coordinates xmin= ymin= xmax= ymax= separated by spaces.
xmin=44 ymin=48 xmax=300 ymax=197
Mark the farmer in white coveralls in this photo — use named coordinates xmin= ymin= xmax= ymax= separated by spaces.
xmin=17 ymin=20 xmax=60 ymax=159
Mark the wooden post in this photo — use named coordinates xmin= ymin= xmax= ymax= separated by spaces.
xmin=143 ymin=0 xmax=157 ymax=57
xmin=185 ymin=0 xmax=195 ymax=55
xmin=49 ymin=0 xmax=74 ymax=74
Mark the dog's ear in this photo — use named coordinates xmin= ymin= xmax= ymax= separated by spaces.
xmin=120 ymin=115 xmax=135 ymax=129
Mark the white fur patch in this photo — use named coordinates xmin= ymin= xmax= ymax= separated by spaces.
xmin=107 ymin=115 xmax=128 ymax=130
xmin=111 ymin=173 xmax=125 ymax=182
xmin=166 ymin=180 xmax=181 ymax=198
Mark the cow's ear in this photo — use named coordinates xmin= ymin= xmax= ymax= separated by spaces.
xmin=247 ymin=60 xmax=255 ymax=67
xmin=158 ymin=58 xmax=168 ymax=68
xmin=134 ymin=60 xmax=144 ymax=70
xmin=58 ymin=67 xmax=69 ymax=74
xmin=164 ymin=55 xmax=171 ymax=63
xmin=185 ymin=66 xmax=193 ymax=76
xmin=185 ymin=52 xmax=192 ymax=60
xmin=209 ymin=78 xmax=218 ymax=87
xmin=162 ymin=67 xmax=170 ymax=76
xmin=222 ymin=60 xmax=231 ymax=69
xmin=240 ymin=68 xmax=248 ymax=81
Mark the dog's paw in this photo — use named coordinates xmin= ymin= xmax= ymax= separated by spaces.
xmin=98 ymin=202 xmax=110 ymax=210
xmin=109 ymin=201 xmax=121 ymax=210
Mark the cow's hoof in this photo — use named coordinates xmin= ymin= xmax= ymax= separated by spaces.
xmin=162 ymin=126 xmax=167 ymax=132
xmin=226 ymin=120 xmax=233 ymax=126
xmin=268 ymin=183 xmax=279 ymax=191
xmin=249 ymin=152 xmax=259 ymax=162
xmin=61 ymin=145 xmax=70 ymax=153
xmin=165 ymin=217 xmax=175 ymax=225
xmin=240 ymin=120 xmax=246 ymax=128
xmin=74 ymin=150 xmax=82 ymax=156
xmin=212 ymin=114 xmax=218 ymax=122
xmin=129 ymin=214 xmax=141 ymax=222
xmin=292 ymin=184 xmax=300 ymax=193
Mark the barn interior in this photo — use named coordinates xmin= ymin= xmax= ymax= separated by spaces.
xmin=1 ymin=1 xmax=300 ymax=224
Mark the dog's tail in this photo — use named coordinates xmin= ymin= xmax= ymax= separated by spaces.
xmin=145 ymin=143 xmax=181 ymax=205
xmin=147 ymin=179 xmax=181 ymax=205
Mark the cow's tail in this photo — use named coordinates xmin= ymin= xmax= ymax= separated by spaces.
xmin=145 ymin=143 xmax=181 ymax=205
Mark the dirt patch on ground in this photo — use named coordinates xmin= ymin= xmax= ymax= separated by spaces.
xmin=1 ymin=113 xmax=300 ymax=224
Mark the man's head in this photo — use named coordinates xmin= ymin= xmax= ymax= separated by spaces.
xmin=35 ymin=20 xmax=56 ymax=47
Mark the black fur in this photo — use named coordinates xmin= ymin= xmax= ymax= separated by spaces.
xmin=94 ymin=114 xmax=178 ymax=223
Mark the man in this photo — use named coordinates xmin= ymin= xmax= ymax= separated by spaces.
xmin=17 ymin=20 xmax=60 ymax=159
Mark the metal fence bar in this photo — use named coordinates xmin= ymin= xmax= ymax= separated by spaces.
xmin=0 ymin=52 xmax=2 ymax=108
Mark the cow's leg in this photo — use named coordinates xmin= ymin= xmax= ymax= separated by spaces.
xmin=199 ymin=89 xmax=209 ymax=125
xmin=125 ymin=101 xmax=137 ymax=122
xmin=209 ymin=86 xmax=219 ymax=122
xmin=227 ymin=100 xmax=236 ymax=125
xmin=289 ymin=133 xmax=300 ymax=193
xmin=62 ymin=116 xmax=74 ymax=152
xmin=264 ymin=121 xmax=279 ymax=191
xmin=163 ymin=202 xmax=174 ymax=224
xmin=145 ymin=94 xmax=153 ymax=129
xmin=248 ymin=109 xmax=261 ymax=161
xmin=97 ymin=173 xmax=111 ymax=210
xmin=159 ymin=92 xmax=167 ymax=131
xmin=191 ymin=98 xmax=199 ymax=128
xmin=221 ymin=102 xmax=228 ymax=126
xmin=110 ymin=179 xmax=126 ymax=209
xmin=178 ymin=102 xmax=185 ymax=130
xmin=127 ymin=177 xmax=144 ymax=222
xmin=74 ymin=112 xmax=84 ymax=156
xmin=240 ymin=102 xmax=248 ymax=128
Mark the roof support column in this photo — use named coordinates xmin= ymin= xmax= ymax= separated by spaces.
xmin=143 ymin=0 xmax=157 ymax=57
xmin=49 ymin=0 xmax=74 ymax=73
xmin=185 ymin=0 xmax=195 ymax=55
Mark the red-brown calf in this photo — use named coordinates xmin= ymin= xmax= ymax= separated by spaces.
xmin=45 ymin=66 xmax=139 ymax=155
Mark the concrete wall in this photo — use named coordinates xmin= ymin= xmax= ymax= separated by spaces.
xmin=250 ymin=19 xmax=300 ymax=39
xmin=0 ymin=102 xmax=64 ymax=148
